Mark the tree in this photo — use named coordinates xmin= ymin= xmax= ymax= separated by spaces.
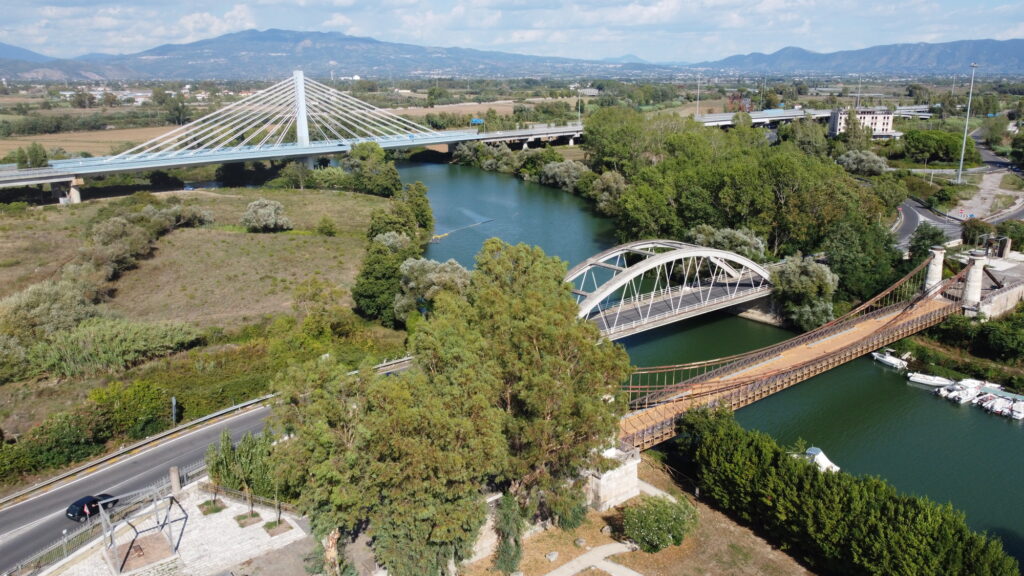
xmin=280 ymin=161 xmax=311 ymax=190
xmin=346 ymin=142 xmax=402 ymax=197
xmin=71 ymin=91 xmax=94 ymax=109
xmin=352 ymin=235 xmax=418 ymax=326
xmin=164 ymin=95 xmax=189 ymax=125
xmin=772 ymin=255 xmax=838 ymax=331
xmin=395 ymin=181 xmax=433 ymax=236
xmin=392 ymin=258 xmax=471 ymax=322
xmin=842 ymin=109 xmax=872 ymax=151
xmin=822 ymin=218 xmax=899 ymax=301
xmin=906 ymin=222 xmax=948 ymax=266
xmin=240 ymin=199 xmax=292 ymax=232
xmin=467 ymin=240 xmax=631 ymax=510
xmin=996 ymin=220 xmax=1024 ymax=249
xmin=25 ymin=142 xmax=48 ymax=168
xmin=961 ymin=217 xmax=995 ymax=245
xmin=13 ymin=147 xmax=27 ymax=169
xmin=836 ymin=149 xmax=887 ymax=176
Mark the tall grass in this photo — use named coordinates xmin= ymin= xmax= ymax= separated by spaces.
xmin=32 ymin=317 xmax=203 ymax=377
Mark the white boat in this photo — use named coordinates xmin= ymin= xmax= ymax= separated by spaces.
xmin=958 ymin=378 xmax=1001 ymax=389
xmin=1011 ymin=402 xmax=1024 ymax=421
xmin=805 ymin=447 xmax=840 ymax=473
xmin=871 ymin=350 xmax=908 ymax=370
xmin=974 ymin=393 xmax=998 ymax=406
xmin=937 ymin=385 xmax=955 ymax=398
xmin=907 ymin=372 xmax=956 ymax=387
xmin=987 ymin=398 xmax=1013 ymax=416
xmin=955 ymin=387 xmax=982 ymax=405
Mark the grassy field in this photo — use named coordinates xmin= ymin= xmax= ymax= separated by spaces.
xmin=0 ymin=186 xmax=392 ymax=438
xmin=1001 ymin=173 xmax=1024 ymax=191
xmin=0 ymin=125 xmax=171 ymax=156
xmin=106 ymin=187 xmax=387 ymax=327
xmin=0 ymin=203 xmax=104 ymax=297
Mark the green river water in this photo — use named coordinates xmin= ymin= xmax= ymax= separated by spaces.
xmin=403 ymin=161 xmax=1024 ymax=562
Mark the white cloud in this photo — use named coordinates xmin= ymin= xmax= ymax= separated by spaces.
xmin=324 ymin=13 xmax=352 ymax=28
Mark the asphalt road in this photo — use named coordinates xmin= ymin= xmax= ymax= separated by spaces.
xmin=894 ymin=199 xmax=963 ymax=250
xmin=0 ymin=405 xmax=269 ymax=575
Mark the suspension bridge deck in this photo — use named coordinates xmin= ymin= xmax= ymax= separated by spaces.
xmin=619 ymin=296 xmax=958 ymax=450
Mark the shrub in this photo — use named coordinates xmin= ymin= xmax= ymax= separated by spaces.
xmin=32 ymin=317 xmax=203 ymax=377
xmin=315 ymin=217 xmax=337 ymax=237
xmin=240 ymin=199 xmax=292 ymax=232
xmin=0 ymin=334 xmax=30 ymax=384
xmin=493 ymin=494 xmax=524 ymax=574
xmin=88 ymin=380 xmax=169 ymax=440
xmin=622 ymin=495 xmax=698 ymax=553
xmin=0 ymin=279 xmax=97 ymax=344
xmin=836 ymin=149 xmax=887 ymax=175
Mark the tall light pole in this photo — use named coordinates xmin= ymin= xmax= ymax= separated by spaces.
xmin=696 ymin=73 xmax=701 ymax=119
xmin=956 ymin=63 xmax=978 ymax=185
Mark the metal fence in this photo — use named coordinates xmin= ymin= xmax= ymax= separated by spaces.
xmin=1 ymin=464 xmax=208 ymax=576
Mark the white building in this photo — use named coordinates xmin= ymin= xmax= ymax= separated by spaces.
xmin=828 ymin=106 xmax=897 ymax=139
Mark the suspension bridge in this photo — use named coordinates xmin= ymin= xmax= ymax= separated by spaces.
xmin=611 ymin=245 xmax=1009 ymax=450
xmin=0 ymin=71 xmax=582 ymax=193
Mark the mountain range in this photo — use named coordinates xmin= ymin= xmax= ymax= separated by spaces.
xmin=0 ymin=30 xmax=1021 ymax=81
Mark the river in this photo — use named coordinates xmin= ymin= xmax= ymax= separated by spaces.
xmin=401 ymin=161 xmax=1024 ymax=563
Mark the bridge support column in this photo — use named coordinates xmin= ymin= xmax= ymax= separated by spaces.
xmin=924 ymin=246 xmax=945 ymax=291
xmin=568 ymin=136 xmax=574 ymax=146
xmin=522 ymin=140 xmax=529 ymax=150
xmin=963 ymin=250 xmax=987 ymax=316
xmin=68 ymin=178 xmax=83 ymax=204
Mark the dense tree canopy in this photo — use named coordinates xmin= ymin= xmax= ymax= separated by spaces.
xmin=275 ymin=240 xmax=632 ymax=576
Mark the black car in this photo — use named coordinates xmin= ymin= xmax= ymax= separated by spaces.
xmin=65 ymin=494 xmax=117 ymax=523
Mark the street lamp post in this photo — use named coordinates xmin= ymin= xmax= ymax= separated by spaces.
xmin=696 ymin=73 xmax=701 ymax=119
xmin=956 ymin=63 xmax=978 ymax=185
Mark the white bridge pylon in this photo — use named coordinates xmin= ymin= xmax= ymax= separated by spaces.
xmin=106 ymin=71 xmax=442 ymax=163
xmin=565 ymin=240 xmax=774 ymax=340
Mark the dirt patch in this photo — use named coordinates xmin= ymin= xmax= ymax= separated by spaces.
xmin=609 ymin=456 xmax=813 ymax=576
xmin=264 ymin=521 xmax=294 ymax=536
xmin=108 ymin=532 xmax=175 ymax=573
xmin=0 ymin=126 xmax=173 ymax=156
xmin=235 ymin=512 xmax=262 ymax=527
xmin=229 ymin=534 xmax=317 ymax=576
xmin=955 ymin=170 xmax=1021 ymax=219
xmin=462 ymin=512 xmax=619 ymax=576
xmin=388 ymin=100 xmax=518 ymax=119
xmin=464 ymin=455 xmax=812 ymax=576
xmin=199 ymin=499 xmax=227 ymax=515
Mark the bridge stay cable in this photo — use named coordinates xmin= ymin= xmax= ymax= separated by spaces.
xmin=101 ymin=72 xmax=441 ymax=166
xmin=619 ymin=258 xmax=973 ymax=450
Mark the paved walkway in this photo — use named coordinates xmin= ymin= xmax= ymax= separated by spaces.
xmin=45 ymin=480 xmax=306 ymax=576
xmin=541 ymin=543 xmax=640 ymax=576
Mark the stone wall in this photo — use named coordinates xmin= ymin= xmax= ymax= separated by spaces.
xmin=584 ymin=447 xmax=641 ymax=512
xmin=979 ymin=283 xmax=1024 ymax=320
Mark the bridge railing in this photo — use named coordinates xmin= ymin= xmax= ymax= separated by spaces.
xmin=598 ymin=285 xmax=772 ymax=339
xmin=628 ymin=258 xmax=961 ymax=410
xmin=621 ymin=297 xmax=964 ymax=449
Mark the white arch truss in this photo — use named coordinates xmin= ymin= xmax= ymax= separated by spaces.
xmin=566 ymin=241 xmax=773 ymax=338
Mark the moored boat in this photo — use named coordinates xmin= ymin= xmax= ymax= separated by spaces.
xmin=907 ymin=372 xmax=956 ymax=387
xmin=871 ymin=349 xmax=908 ymax=370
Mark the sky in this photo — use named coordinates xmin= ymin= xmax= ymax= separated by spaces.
xmin=2 ymin=0 xmax=1023 ymax=63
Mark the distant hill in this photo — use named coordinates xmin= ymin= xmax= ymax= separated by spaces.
xmin=0 ymin=42 xmax=52 ymax=63
xmin=65 ymin=29 xmax=672 ymax=80
xmin=0 ymin=32 xmax=1021 ymax=81
xmin=697 ymin=39 xmax=1024 ymax=74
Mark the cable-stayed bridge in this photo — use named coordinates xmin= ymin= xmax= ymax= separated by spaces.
xmin=0 ymin=71 xmax=581 ymax=192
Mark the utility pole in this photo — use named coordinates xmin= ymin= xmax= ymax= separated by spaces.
xmin=696 ymin=73 xmax=701 ymax=119
xmin=956 ymin=63 xmax=978 ymax=185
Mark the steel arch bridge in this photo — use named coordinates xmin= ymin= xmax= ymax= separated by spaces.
xmin=565 ymin=240 xmax=774 ymax=340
